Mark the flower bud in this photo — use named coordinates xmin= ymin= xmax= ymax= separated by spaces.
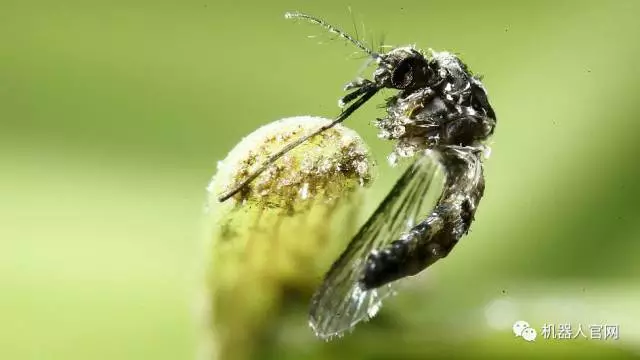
xmin=201 ymin=116 xmax=375 ymax=360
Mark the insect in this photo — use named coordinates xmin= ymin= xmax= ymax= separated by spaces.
xmin=217 ymin=12 xmax=497 ymax=339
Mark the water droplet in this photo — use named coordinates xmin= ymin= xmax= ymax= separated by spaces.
xmin=387 ymin=152 xmax=398 ymax=166
xmin=299 ymin=182 xmax=309 ymax=200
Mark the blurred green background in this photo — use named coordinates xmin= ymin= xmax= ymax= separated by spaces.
xmin=2 ymin=0 xmax=640 ymax=359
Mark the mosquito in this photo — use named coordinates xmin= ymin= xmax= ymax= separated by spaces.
xmin=217 ymin=11 xmax=497 ymax=340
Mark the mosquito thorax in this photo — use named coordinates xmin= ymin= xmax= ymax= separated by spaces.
xmin=372 ymin=48 xmax=496 ymax=162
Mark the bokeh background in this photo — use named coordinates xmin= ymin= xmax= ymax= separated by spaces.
xmin=2 ymin=0 xmax=640 ymax=359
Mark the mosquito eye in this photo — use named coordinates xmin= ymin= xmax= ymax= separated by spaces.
xmin=391 ymin=57 xmax=429 ymax=90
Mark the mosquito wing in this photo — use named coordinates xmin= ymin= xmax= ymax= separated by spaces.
xmin=309 ymin=152 xmax=443 ymax=339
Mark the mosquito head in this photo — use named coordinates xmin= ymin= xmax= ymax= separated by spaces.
xmin=373 ymin=46 xmax=434 ymax=91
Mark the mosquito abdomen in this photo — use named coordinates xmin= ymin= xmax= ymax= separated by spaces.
xmin=360 ymin=147 xmax=485 ymax=291
xmin=359 ymin=216 xmax=449 ymax=290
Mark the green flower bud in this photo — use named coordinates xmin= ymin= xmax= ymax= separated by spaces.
xmin=201 ymin=116 xmax=375 ymax=360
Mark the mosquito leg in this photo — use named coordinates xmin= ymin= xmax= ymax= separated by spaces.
xmin=343 ymin=77 xmax=371 ymax=91
xmin=339 ymin=80 xmax=376 ymax=107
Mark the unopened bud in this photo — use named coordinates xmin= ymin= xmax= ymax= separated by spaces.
xmin=201 ymin=116 xmax=375 ymax=360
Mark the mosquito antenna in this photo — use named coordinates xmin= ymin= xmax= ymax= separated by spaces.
xmin=218 ymin=86 xmax=380 ymax=202
xmin=285 ymin=12 xmax=379 ymax=60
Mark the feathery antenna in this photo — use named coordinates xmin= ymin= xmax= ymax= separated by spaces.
xmin=285 ymin=12 xmax=379 ymax=60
